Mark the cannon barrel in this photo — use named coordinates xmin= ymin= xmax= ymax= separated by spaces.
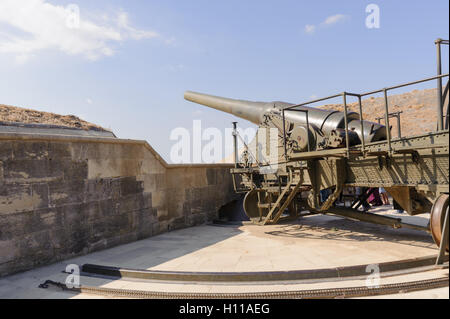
xmin=184 ymin=91 xmax=273 ymax=124
xmin=184 ymin=91 xmax=387 ymax=143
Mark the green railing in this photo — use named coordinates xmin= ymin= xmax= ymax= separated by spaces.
xmin=281 ymin=39 xmax=449 ymax=159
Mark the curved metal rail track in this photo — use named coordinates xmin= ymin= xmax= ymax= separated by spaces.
xmin=80 ymin=255 xmax=447 ymax=283
xmin=39 ymin=276 xmax=449 ymax=299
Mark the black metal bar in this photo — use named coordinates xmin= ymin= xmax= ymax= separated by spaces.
xmin=376 ymin=111 xmax=403 ymax=138
xmin=357 ymin=95 xmax=365 ymax=152
xmin=284 ymin=74 xmax=449 ymax=111
xmin=343 ymin=92 xmax=361 ymax=97
xmin=232 ymin=122 xmax=238 ymax=168
xmin=282 ymin=109 xmax=287 ymax=159
xmin=383 ymin=89 xmax=392 ymax=153
xmin=436 ymin=39 xmax=444 ymax=131
xmin=284 ymin=94 xmax=343 ymax=110
xmin=360 ymin=74 xmax=449 ymax=97
xmin=444 ymin=80 xmax=450 ymax=130
xmin=352 ymin=187 xmax=375 ymax=210
xmin=342 ymin=92 xmax=350 ymax=158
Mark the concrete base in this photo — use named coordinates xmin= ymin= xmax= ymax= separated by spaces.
xmin=0 ymin=206 xmax=447 ymax=299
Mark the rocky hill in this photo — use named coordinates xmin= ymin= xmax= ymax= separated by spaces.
xmin=318 ymin=88 xmax=442 ymax=137
xmin=0 ymin=103 xmax=107 ymax=131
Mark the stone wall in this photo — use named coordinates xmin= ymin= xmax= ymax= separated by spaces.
xmin=0 ymin=133 xmax=236 ymax=277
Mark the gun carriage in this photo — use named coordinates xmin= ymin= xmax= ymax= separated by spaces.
xmin=185 ymin=39 xmax=449 ymax=259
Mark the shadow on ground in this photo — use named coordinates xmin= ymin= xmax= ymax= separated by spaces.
xmin=265 ymin=213 xmax=435 ymax=250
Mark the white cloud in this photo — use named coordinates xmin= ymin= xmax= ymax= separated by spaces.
xmin=86 ymin=98 xmax=93 ymax=105
xmin=324 ymin=14 xmax=347 ymax=25
xmin=304 ymin=25 xmax=316 ymax=34
xmin=304 ymin=13 xmax=348 ymax=35
xmin=0 ymin=0 xmax=160 ymax=63
xmin=116 ymin=10 xmax=158 ymax=40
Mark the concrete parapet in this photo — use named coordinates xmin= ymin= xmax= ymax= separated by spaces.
xmin=0 ymin=132 xmax=237 ymax=277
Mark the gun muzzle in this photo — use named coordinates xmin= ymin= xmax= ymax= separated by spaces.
xmin=184 ymin=91 xmax=276 ymax=124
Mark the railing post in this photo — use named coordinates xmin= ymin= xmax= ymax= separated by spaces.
xmin=232 ymin=122 xmax=238 ymax=168
xmin=383 ymin=89 xmax=392 ymax=153
xmin=343 ymin=92 xmax=350 ymax=158
xmin=396 ymin=112 xmax=402 ymax=138
xmin=282 ymin=109 xmax=287 ymax=160
xmin=436 ymin=38 xmax=444 ymax=131
xmin=357 ymin=95 xmax=365 ymax=153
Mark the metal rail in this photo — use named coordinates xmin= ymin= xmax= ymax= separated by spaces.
xmin=376 ymin=111 xmax=403 ymax=138
xmin=79 ymin=255 xmax=445 ymax=282
xmin=436 ymin=39 xmax=449 ymax=131
xmin=280 ymin=38 xmax=449 ymax=159
xmin=282 ymin=74 xmax=449 ymax=159
xmin=38 ymin=276 xmax=449 ymax=299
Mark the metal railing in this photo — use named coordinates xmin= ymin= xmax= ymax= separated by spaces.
xmin=376 ymin=111 xmax=403 ymax=138
xmin=281 ymin=39 xmax=449 ymax=159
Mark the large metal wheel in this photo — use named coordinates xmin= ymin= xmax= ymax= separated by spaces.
xmin=243 ymin=189 xmax=269 ymax=222
xmin=430 ymin=194 xmax=449 ymax=251
xmin=244 ymin=189 xmax=298 ymax=222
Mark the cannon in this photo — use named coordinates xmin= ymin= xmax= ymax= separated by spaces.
xmin=184 ymin=39 xmax=449 ymax=258
xmin=184 ymin=91 xmax=387 ymax=152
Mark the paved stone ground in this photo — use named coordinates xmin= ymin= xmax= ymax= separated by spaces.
xmin=0 ymin=205 xmax=447 ymax=299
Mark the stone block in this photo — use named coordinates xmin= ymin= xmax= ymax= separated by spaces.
xmin=206 ymin=168 xmax=217 ymax=185
xmin=117 ymin=194 xmax=141 ymax=214
xmin=0 ymin=183 xmax=33 ymax=214
xmin=98 ymin=198 xmax=117 ymax=218
xmin=120 ymin=176 xmax=143 ymax=197
xmin=62 ymin=160 xmax=88 ymax=181
xmin=48 ymin=142 xmax=72 ymax=159
xmin=12 ymin=141 xmax=48 ymax=160
xmin=60 ymin=203 xmax=87 ymax=226
xmin=84 ymin=179 xmax=114 ymax=202
xmin=0 ymin=142 xmax=14 ymax=161
xmin=0 ymin=240 xmax=16 ymax=264
xmin=31 ymin=183 xmax=49 ymax=210
xmin=3 ymin=159 xmax=50 ymax=179
xmin=83 ymin=201 xmax=101 ymax=222
xmin=169 ymin=216 xmax=187 ymax=231
xmin=48 ymin=179 xmax=85 ymax=206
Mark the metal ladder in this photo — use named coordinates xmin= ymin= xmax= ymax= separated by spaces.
xmin=261 ymin=175 xmax=303 ymax=225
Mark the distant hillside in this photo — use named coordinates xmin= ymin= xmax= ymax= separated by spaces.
xmin=318 ymin=88 xmax=441 ymax=137
xmin=0 ymin=103 xmax=108 ymax=131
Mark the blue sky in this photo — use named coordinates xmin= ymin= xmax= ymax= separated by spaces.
xmin=1 ymin=0 xmax=449 ymax=162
